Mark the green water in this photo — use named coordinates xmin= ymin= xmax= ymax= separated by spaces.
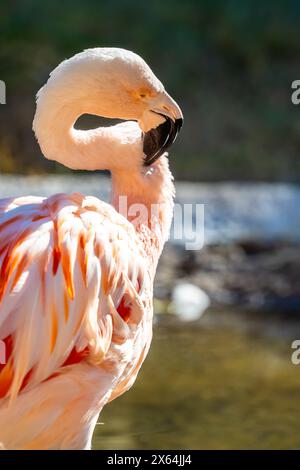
xmin=93 ymin=317 xmax=300 ymax=449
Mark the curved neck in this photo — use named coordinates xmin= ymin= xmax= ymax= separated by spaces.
xmin=33 ymin=96 xmax=143 ymax=171
xmin=33 ymin=96 xmax=175 ymax=268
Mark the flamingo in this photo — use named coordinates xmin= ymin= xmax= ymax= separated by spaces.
xmin=0 ymin=48 xmax=183 ymax=450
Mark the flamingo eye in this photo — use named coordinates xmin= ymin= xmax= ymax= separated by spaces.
xmin=140 ymin=93 xmax=146 ymax=99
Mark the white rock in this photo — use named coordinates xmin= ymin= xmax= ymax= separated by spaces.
xmin=170 ymin=283 xmax=210 ymax=321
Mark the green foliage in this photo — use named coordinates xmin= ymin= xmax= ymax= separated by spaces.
xmin=0 ymin=0 xmax=299 ymax=180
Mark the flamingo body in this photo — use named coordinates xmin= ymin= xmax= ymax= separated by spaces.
xmin=0 ymin=192 xmax=152 ymax=449
xmin=0 ymin=47 xmax=182 ymax=449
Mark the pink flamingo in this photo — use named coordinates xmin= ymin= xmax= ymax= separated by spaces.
xmin=0 ymin=48 xmax=183 ymax=449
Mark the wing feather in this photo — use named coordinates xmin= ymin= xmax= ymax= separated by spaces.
xmin=0 ymin=193 xmax=147 ymax=401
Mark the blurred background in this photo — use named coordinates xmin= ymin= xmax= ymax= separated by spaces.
xmin=1 ymin=0 xmax=300 ymax=449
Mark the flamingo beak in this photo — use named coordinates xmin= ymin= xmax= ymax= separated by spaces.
xmin=143 ymin=94 xmax=183 ymax=166
xmin=143 ymin=116 xmax=183 ymax=166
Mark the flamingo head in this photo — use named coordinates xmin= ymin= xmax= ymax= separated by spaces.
xmin=36 ymin=48 xmax=183 ymax=168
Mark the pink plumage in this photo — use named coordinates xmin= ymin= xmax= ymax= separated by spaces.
xmin=0 ymin=48 xmax=182 ymax=449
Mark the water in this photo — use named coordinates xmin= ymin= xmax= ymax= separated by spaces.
xmin=1 ymin=175 xmax=300 ymax=245
xmin=175 ymin=182 xmax=300 ymax=245
xmin=94 ymin=318 xmax=300 ymax=450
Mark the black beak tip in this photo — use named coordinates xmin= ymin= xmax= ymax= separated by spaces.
xmin=143 ymin=113 xmax=183 ymax=167
xmin=176 ymin=117 xmax=183 ymax=131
